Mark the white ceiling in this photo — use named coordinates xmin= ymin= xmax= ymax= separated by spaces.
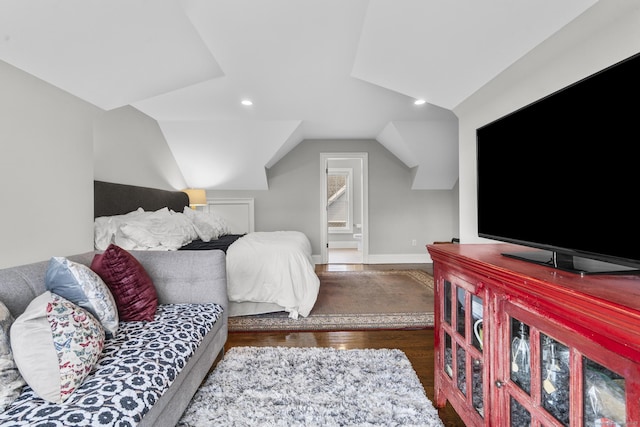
xmin=0 ymin=0 xmax=597 ymax=190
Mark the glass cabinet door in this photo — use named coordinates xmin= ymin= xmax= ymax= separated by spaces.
xmin=506 ymin=313 xmax=573 ymax=426
xmin=470 ymin=294 xmax=484 ymax=418
xmin=502 ymin=303 xmax=634 ymax=427
xmin=439 ymin=277 xmax=485 ymax=425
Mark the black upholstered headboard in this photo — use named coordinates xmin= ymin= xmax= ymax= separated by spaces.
xmin=94 ymin=181 xmax=189 ymax=218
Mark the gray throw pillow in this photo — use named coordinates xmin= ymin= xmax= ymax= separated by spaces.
xmin=0 ymin=300 xmax=26 ymax=412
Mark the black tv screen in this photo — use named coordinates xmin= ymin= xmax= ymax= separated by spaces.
xmin=476 ymin=51 xmax=640 ymax=275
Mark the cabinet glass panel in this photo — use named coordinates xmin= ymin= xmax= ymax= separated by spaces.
xmin=472 ymin=357 xmax=484 ymax=418
xmin=471 ymin=294 xmax=483 ymax=352
xmin=510 ymin=318 xmax=531 ymax=394
xmin=583 ymin=358 xmax=626 ymax=427
xmin=457 ymin=343 xmax=467 ymax=396
xmin=540 ymin=334 xmax=570 ymax=426
xmin=456 ymin=287 xmax=466 ymax=337
xmin=444 ymin=280 xmax=452 ymax=326
xmin=444 ymin=333 xmax=453 ymax=378
xmin=511 ymin=396 xmax=531 ymax=427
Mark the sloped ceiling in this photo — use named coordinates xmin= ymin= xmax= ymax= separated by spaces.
xmin=0 ymin=0 xmax=597 ymax=190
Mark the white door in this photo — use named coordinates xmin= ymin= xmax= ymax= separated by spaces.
xmin=320 ymin=153 xmax=368 ymax=264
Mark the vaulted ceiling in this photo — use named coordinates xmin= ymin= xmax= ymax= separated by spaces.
xmin=0 ymin=0 xmax=597 ymax=190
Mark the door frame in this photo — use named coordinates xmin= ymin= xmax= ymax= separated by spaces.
xmin=320 ymin=152 xmax=368 ymax=264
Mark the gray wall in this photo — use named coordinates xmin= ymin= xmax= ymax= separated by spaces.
xmin=93 ymin=106 xmax=187 ymax=191
xmin=207 ymin=139 xmax=458 ymax=261
xmin=0 ymin=60 xmax=186 ymax=269
xmin=0 ymin=60 xmax=100 ymax=268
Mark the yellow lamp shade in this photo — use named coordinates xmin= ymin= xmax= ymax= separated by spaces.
xmin=183 ymin=188 xmax=207 ymax=207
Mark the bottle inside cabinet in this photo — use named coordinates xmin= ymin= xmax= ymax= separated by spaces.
xmin=510 ymin=319 xmax=531 ymax=394
xmin=509 ymin=317 xmax=533 ymax=425
xmin=540 ymin=334 xmax=570 ymax=426
xmin=584 ymin=359 xmax=626 ymax=427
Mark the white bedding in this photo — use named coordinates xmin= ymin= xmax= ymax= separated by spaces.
xmin=226 ymin=231 xmax=320 ymax=319
xmin=94 ymin=210 xmax=320 ymax=319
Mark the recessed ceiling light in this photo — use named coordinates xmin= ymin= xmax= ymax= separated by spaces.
xmin=414 ymin=99 xmax=426 ymax=105
xmin=241 ymin=99 xmax=253 ymax=106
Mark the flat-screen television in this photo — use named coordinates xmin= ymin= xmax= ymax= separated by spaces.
xmin=476 ymin=51 xmax=640 ymax=275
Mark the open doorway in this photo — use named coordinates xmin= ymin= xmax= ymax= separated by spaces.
xmin=320 ymin=153 xmax=368 ymax=264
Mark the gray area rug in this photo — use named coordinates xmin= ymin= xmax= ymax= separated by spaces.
xmin=178 ymin=346 xmax=444 ymax=427
xmin=229 ymin=270 xmax=435 ymax=332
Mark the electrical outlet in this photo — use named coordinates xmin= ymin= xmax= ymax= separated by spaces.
xmin=411 ymin=239 xmax=417 ymax=246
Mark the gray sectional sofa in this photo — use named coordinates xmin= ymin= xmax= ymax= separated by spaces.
xmin=0 ymin=249 xmax=228 ymax=427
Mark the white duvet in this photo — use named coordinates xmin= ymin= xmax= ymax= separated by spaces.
xmin=226 ymin=231 xmax=320 ymax=319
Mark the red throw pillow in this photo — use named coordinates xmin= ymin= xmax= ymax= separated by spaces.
xmin=90 ymin=244 xmax=158 ymax=322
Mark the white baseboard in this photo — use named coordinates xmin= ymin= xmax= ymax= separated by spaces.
xmin=312 ymin=253 xmax=432 ymax=265
xmin=366 ymin=253 xmax=432 ymax=264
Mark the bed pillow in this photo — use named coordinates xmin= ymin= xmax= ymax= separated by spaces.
xmin=45 ymin=257 xmax=119 ymax=338
xmin=110 ymin=209 xmax=166 ymax=250
xmin=94 ymin=208 xmax=146 ymax=250
xmin=0 ymin=301 xmax=26 ymax=412
xmin=113 ymin=208 xmax=197 ymax=250
xmin=169 ymin=209 xmax=199 ymax=241
xmin=90 ymin=244 xmax=158 ymax=321
xmin=116 ymin=221 xmax=162 ymax=250
xmin=10 ymin=292 xmax=105 ymax=404
xmin=183 ymin=207 xmax=230 ymax=242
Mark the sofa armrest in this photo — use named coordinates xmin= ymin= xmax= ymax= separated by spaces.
xmin=128 ymin=250 xmax=228 ymax=314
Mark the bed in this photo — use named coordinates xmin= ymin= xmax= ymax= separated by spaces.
xmin=93 ymin=180 xmax=320 ymax=319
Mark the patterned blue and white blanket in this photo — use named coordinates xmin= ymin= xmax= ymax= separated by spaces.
xmin=0 ymin=303 xmax=223 ymax=427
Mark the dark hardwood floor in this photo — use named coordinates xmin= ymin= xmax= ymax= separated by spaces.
xmin=223 ymin=262 xmax=466 ymax=427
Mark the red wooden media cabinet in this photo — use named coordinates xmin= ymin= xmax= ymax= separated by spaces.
xmin=428 ymin=243 xmax=640 ymax=427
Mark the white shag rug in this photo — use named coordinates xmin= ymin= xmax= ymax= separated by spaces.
xmin=178 ymin=346 xmax=444 ymax=427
